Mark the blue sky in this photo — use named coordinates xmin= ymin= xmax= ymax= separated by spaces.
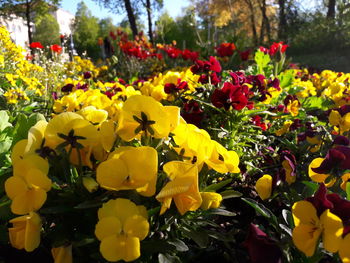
xmin=60 ymin=0 xmax=190 ymax=25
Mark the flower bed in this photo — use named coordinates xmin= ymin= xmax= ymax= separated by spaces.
xmin=1 ymin=25 xmax=350 ymax=262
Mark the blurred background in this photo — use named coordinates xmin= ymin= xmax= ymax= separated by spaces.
xmin=0 ymin=0 xmax=349 ymax=71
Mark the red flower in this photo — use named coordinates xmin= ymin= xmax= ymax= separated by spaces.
xmin=215 ymin=42 xmax=236 ymax=57
xmin=243 ymin=224 xmax=282 ymax=263
xmin=30 ymin=42 xmax=43 ymax=49
xmin=181 ymin=101 xmax=204 ymax=127
xmin=50 ymin=44 xmax=62 ymax=54
xmin=182 ymin=49 xmax=199 ymax=61
xmin=239 ymin=49 xmax=251 ymax=61
xmin=211 ymin=82 xmax=249 ymax=111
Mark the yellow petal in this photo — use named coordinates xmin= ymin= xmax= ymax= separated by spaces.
xmin=200 ymin=192 xmax=223 ymax=210
xmin=11 ymin=139 xmax=28 ymax=164
xmin=329 ymin=110 xmax=341 ymax=126
xmin=96 ymin=158 xmax=128 ymax=190
xmin=339 ymin=234 xmax=350 ymax=263
xmin=123 ymin=215 xmax=149 ymax=240
xmin=24 ymin=212 xmax=42 ymax=252
xmin=25 ymin=120 xmax=47 ymax=155
xmin=51 ymin=245 xmax=73 ymax=263
xmin=26 ymin=168 xmax=52 ymax=191
xmin=320 ymin=209 xmax=343 ymax=253
xmin=292 ymin=201 xmax=318 ymax=226
xmin=255 ymin=174 xmax=272 ymax=200
xmin=100 ymin=120 xmax=116 ymax=152
xmin=11 ymin=188 xmax=47 ymax=215
xmin=100 ymin=235 xmax=140 ymax=262
xmin=5 ymin=176 xmax=28 ymax=200
xmin=308 ymin=158 xmax=330 ymax=183
xmin=292 ymin=223 xmax=321 ymax=257
xmin=95 ymin=217 xmax=122 ymax=241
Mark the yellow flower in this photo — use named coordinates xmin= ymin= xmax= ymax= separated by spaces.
xmin=275 ymin=120 xmax=293 ymax=136
xmin=200 ymin=192 xmax=223 ymax=210
xmin=255 ymin=174 xmax=272 ymax=200
xmin=8 ymin=212 xmax=41 ymax=252
xmin=205 ymin=140 xmax=240 ymax=174
xmin=292 ymin=201 xmax=343 ymax=257
xmin=329 ymin=110 xmax=350 ymax=135
xmin=156 ymin=161 xmax=202 ymax=215
xmin=116 ymin=95 xmax=179 ymax=141
xmin=341 ymin=173 xmax=350 ymax=191
xmin=286 ymin=100 xmax=300 ymax=116
xmin=282 ymin=160 xmax=296 ymax=185
xmin=45 ymin=112 xmax=99 ymax=150
xmin=95 ymin=198 xmax=149 ymax=262
xmin=5 ymin=155 xmax=51 ymax=215
xmin=51 ymin=245 xmax=73 ymax=263
xmin=308 ymin=158 xmax=335 ymax=187
xmin=96 ymin=146 xmax=158 ymax=197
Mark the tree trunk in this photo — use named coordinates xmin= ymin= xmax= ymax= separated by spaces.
xmin=327 ymin=0 xmax=336 ymax=19
xmin=259 ymin=0 xmax=271 ymax=44
xmin=123 ymin=0 xmax=138 ymax=38
xmin=145 ymin=0 xmax=153 ymax=43
xmin=25 ymin=0 xmax=33 ymax=55
xmin=245 ymin=0 xmax=258 ymax=45
xmin=278 ymin=0 xmax=287 ymax=40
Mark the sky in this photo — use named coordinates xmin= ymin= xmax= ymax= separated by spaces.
xmin=60 ymin=0 xmax=190 ymax=25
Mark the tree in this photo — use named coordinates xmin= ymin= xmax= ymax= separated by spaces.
xmin=33 ymin=13 xmax=60 ymax=47
xmin=72 ymin=1 xmax=100 ymax=59
xmin=0 ymin=0 xmax=60 ymax=50
xmin=98 ymin=17 xmax=117 ymax=37
xmin=93 ymin=0 xmax=139 ymax=38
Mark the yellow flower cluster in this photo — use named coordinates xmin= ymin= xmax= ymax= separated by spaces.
xmin=0 ymin=26 xmax=46 ymax=105
xmin=64 ymin=56 xmax=106 ymax=79
xmin=139 ymin=69 xmax=200 ymax=101
xmin=5 ymin=93 xmax=239 ymax=261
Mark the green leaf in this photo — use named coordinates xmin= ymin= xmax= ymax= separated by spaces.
xmin=346 ymin=182 xmax=350 ymax=201
xmin=182 ymin=228 xmax=209 ymax=248
xmin=168 ymin=239 xmax=189 ymax=252
xmin=142 ymin=240 xmax=176 ymax=254
xmin=12 ymin=113 xmax=45 ymax=146
xmin=242 ymin=198 xmax=278 ymax=227
xmin=74 ymin=200 xmax=102 ymax=209
xmin=0 ymin=139 xmax=11 ymax=154
xmin=220 ymin=190 xmax=242 ymax=199
xmin=254 ymin=50 xmax=270 ymax=74
xmin=203 ymin=179 xmax=232 ymax=192
xmin=278 ymin=69 xmax=294 ymax=88
xmin=206 ymin=208 xmax=236 ymax=217
xmin=0 ymin=111 xmax=11 ymax=132
xmin=158 ymin=253 xmax=181 ymax=263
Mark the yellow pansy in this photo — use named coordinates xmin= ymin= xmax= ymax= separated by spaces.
xmin=292 ymin=201 xmax=343 ymax=257
xmin=116 ymin=95 xmax=179 ymax=141
xmin=275 ymin=120 xmax=293 ymax=136
xmin=255 ymin=174 xmax=272 ymax=200
xmin=341 ymin=173 xmax=350 ymax=191
xmin=8 ymin=212 xmax=41 ymax=252
xmin=308 ymin=158 xmax=335 ymax=187
xmin=156 ymin=161 xmax=202 ymax=215
xmin=5 ymin=155 xmax=51 ymax=215
xmin=339 ymin=234 xmax=350 ymax=263
xmin=282 ymin=160 xmax=296 ymax=185
xmin=329 ymin=110 xmax=350 ymax=135
xmin=45 ymin=112 xmax=99 ymax=150
xmin=95 ymin=198 xmax=149 ymax=262
xmin=200 ymin=192 xmax=223 ymax=210
xmin=205 ymin=140 xmax=240 ymax=174
xmin=96 ymin=146 xmax=157 ymax=196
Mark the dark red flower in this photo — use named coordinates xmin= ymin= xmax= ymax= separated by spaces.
xmin=211 ymin=82 xmax=249 ymax=111
xmin=83 ymin=71 xmax=92 ymax=79
xmin=181 ymin=101 xmax=204 ymax=127
xmin=312 ymin=146 xmax=350 ymax=174
xmin=30 ymin=42 xmax=43 ymax=49
xmin=61 ymin=83 xmax=74 ymax=93
xmin=306 ymin=183 xmax=334 ymax=217
xmin=243 ymin=224 xmax=282 ymax=263
xmin=215 ymin=42 xmax=236 ymax=57
xmin=239 ymin=49 xmax=251 ymax=61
